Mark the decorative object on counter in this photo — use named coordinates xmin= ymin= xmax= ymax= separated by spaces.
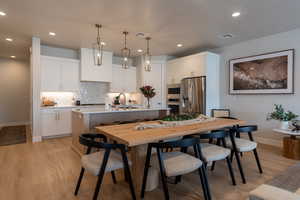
xmin=267 ymin=104 xmax=298 ymax=130
xmin=93 ymin=24 xmax=105 ymax=66
xmin=113 ymin=95 xmax=120 ymax=105
xmin=135 ymin=114 xmax=215 ymax=130
xmin=121 ymin=31 xmax=131 ymax=69
xmin=291 ymin=120 xmax=300 ymax=132
xmin=140 ymin=85 xmax=156 ymax=108
xmin=229 ymin=49 xmax=294 ymax=94
xmin=144 ymin=37 xmax=152 ymax=72
xmin=41 ymin=97 xmax=56 ymax=107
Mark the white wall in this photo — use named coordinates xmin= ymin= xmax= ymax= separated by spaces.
xmin=212 ymin=28 xmax=300 ymax=147
xmin=0 ymin=58 xmax=30 ymax=126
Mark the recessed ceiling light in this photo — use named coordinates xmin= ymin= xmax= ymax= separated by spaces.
xmin=101 ymin=42 xmax=106 ymax=46
xmin=232 ymin=12 xmax=241 ymax=18
xmin=0 ymin=11 xmax=6 ymax=16
xmin=137 ymin=49 xmax=143 ymax=53
xmin=222 ymin=34 xmax=234 ymax=39
xmin=5 ymin=38 xmax=13 ymax=42
xmin=136 ymin=32 xmax=145 ymax=38
xmin=177 ymin=44 xmax=183 ymax=48
xmin=10 ymin=56 xmax=16 ymax=58
xmin=49 ymin=32 xmax=56 ymax=36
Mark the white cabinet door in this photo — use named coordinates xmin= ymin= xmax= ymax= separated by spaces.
xmin=61 ymin=59 xmax=80 ymax=92
xmin=41 ymin=110 xmax=59 ymax=137
xmin=41 ymin=56 xmax=80 ymax=92
xmin=41 ymin=109 xmax=72 ymax=137
xmin=41 ymin=57 xmax=61 ymax=91
xmin=56 ymin=110 xmax=72 ymax=135
xmin=80 ymin=48 xmax=113 ymax=82
xmin=125 ymin=68 xmax=137 ymax=93
xmin=111 ymin=65 xmax=136 ymax=93
xmin=143 ymin=63 xmax=163 ymax=108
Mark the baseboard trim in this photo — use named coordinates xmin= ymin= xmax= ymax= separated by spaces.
xmin=0 ymin=121 xmax=31 ymax=128
xmin=32 ymin=136 xmax=42 ymax=143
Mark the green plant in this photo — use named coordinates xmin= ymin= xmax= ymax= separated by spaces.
xmin=162 ymin=113 xmax=199 ymax=121
xmin=267 ymin=104 xmax=298 ymax=121
xmin=139 ymin=85 xmax=156 ymax=98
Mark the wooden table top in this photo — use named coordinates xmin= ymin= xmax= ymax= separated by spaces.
xmin=95 ymin=118 xmax=245 ymax=147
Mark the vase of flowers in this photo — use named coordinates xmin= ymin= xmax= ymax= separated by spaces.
xmin=267 ymin=104 xmax=298 ymax=130
xmin=140 ymin=85 xmax=156 ymax=109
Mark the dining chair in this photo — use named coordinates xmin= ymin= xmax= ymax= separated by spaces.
xmin=74 ymin=133 xmax=136 ymax=200
xmin=141 ymin=137 xmax=211 ymax=200
xmin=226 ymin=125 xmax=263 ymax=184
xmin=196 ymin=130 xmax=236 ymax=186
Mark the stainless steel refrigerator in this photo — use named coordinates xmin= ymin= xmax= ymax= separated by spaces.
xmin=180 ymin=76 xmax=206 ymax=114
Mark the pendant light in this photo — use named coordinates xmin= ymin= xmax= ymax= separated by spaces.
xmin=121 ymin=31 xmax=131 ymax=69
xmin=144 ymin=37 xmax=152 ymax=72
xmin=93 ymin=24 xmax=105 ymax=66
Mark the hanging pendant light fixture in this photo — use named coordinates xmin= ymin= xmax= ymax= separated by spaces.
xmin=144 ymin=37 xmax=152 ymax=72
xmin=121 ymin=31 xmax=131 ymax=69
xmin=93 ymin=24 xmax=105 ymax=66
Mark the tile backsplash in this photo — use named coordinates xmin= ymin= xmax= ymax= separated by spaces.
xmin=79 ymin=82 xmax=109 ymax=104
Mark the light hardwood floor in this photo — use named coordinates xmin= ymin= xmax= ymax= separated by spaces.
xmin=0 ymin=136 xmax=297 ymax=200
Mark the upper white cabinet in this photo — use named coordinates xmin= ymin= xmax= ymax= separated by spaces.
xmin=41 ymin=56 xmax=79 ymax=92
xmin=111 ymin=64 xmax=136 ymax=93
xmin=137 ymin=56 xmax=167 ymax=108
xmin=80 ymin=48 xmax=113 ymax=82
xmin=167 ymin=52 xmax=220 ymax=115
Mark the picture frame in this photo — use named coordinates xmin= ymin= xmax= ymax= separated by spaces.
xmin=229 ymin=49 xmax=294 ymax=94
xmin=211 ymin=109 xmax=230 ymax=118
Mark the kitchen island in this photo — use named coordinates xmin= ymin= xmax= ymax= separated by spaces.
xmin=71 ymin=107 xmax=169 ymax=155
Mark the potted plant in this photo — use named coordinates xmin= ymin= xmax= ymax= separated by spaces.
xmin=267 ymin=104 xmax=298 ymax=130
xmin=140 ymin=85 xmax=156 ymax=108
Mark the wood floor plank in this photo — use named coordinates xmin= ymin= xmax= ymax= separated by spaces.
xmin=0 ymin=137 xmax=297 ymax=200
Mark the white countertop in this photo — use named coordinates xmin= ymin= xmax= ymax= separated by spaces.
xmin=273 ymin=129 xmax=300 ymax=136
xmin=72 ymin=107 xmax=170 ymax=114
xmin=40 ymin=104 xmax=105 ymax=110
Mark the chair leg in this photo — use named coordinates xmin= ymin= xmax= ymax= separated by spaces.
xmin=253 ymin=149 xmax=263 ymax=174
xmin=93 ymin=150 xmax=111 ymax=200
xmin=234 ymin=150 xmax=246 ymax=184
xmin=225 ymin=157 xmax=236 ymax=185
xmin=198 ymin=167 xmax=209 ymax=200
xmin=230 ymin=150 xmax=234 ymax=162
xmin=141 ymin=146 xmax=152 ymax=199
xmin=111 ymin=171 xmax=117 ymax=184
xmin=121 ymin=152 xmax=136 ymax=200
xmin=74 ymin=167 xmax=85 ymax=195
xmin=211 ymin=161 xmax=216 ymax=171
xmin=157 ymin=149 xmax=170 ymax=200
xmin=201 ymin=165 xmax=212 ymax=200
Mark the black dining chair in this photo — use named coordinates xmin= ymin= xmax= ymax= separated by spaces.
xmin=141 ymin=137 xmax=211 ymax=200
xmin=226 ymin=125 xmax=263 ymax=184
xmin=197 ymin=130 xmax=236 ymax=186
xmin=74 ymin=133 xmax=136 ymax=200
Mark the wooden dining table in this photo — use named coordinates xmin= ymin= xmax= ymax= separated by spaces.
xmin=95 ymin=118 xmax=245 ymax=198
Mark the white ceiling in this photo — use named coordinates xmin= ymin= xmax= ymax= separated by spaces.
xmin=1 ymin=0 xmax=300 ymax=60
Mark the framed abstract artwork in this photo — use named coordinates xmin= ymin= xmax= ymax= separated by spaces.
xmin=229 ymin=49 xmax=294 ymax=94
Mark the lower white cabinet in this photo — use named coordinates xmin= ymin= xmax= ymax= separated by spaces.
xmin=41 ymin=109 xmax=72 ymax=137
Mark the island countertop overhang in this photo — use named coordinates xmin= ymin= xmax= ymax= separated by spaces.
xmin=72 ymin=107 xmax=170 ymax=114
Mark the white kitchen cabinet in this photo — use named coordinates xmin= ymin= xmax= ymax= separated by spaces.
xmin=137 ymin=56 xmax=167 ymax=108
xmin=80 ymin=48 xmax=113 ymax=82
xmin=166 ymin=52 xmax=220 ymax=115
xmin=41 ymin=56 xmax=80 ymax=92
xmin=111 ymin=64 xmax=137 ymax=93
xmin=41 ymin=109 xmax=72 ymax=137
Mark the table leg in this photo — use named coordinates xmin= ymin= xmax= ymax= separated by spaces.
xmin=130 ymin=144 xmax=148 ymax=199
xmin=283 ymin=136 xmax=300 ymax=160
